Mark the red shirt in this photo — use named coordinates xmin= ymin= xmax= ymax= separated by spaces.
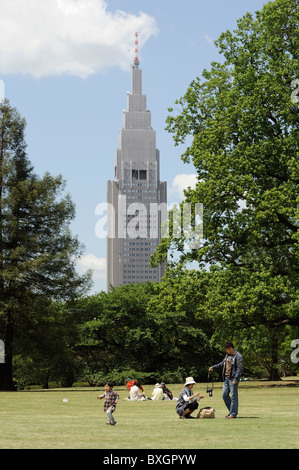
xmin=126 ymin=380 xmax=143 ymax=392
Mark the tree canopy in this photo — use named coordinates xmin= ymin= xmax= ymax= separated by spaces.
xmin=152 ymin=0 xmax=299 ymax=379
xmin=0 ymin=100 xmax=91 ymax=390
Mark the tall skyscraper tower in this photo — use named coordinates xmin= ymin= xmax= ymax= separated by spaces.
xmin=106 ymin=34 xmax=167 ymax=290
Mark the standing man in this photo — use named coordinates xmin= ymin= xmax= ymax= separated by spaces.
xmin=209 ymin=341 xmax=243 ymax=418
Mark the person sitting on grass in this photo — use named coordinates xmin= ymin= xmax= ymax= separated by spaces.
xmin=151 ymin=383 xmax=164 ymax=400
xmin=126 ymin=379 xmax=144 ymax=393
xmin=129 ymin=381 xmax=147 ymax=401
xmin=97 ymin=381 xmax=119 ymax=426
xmin=160 ymin=382 xmax=173 ymax=400
xmin=176 ymin=377 xmax=204 ymax=419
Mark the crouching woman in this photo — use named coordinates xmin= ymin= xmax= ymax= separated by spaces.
xmin=176 ymin=377 xmax=204 ymax=419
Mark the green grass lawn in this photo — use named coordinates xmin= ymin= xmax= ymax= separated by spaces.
xmin=0 ymin=380 xmax=298 ymax=449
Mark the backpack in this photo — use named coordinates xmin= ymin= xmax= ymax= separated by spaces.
xmin=197 ymin=407 xmax=216 ymax=419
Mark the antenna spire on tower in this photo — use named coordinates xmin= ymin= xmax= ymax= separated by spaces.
xmin=133 ymin=32 xmax=140 ymax=68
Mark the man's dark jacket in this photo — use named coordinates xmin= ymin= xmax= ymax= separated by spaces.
xmin=212 ymin=350 xmax=243 ymax=382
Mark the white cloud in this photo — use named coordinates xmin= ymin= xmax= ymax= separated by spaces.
xmin=169 ymin=173 xmax=198 ymax=200
xmin=204 ymin=34 xmax=213 ymax=44
xmin=0 ymin=0 xmax=158 ymax=78
xmin=77 ymin=253 xmax=106 ymax=278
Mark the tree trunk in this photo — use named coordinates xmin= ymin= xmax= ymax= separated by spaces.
xmin=0 ymin=363 xmax=16 ymax=390
xmin=0 ymin=352 xmax=16 ymax=390
xmin=268 ymin=368 xmax=281 ymax=381
xmin=42 ymin=380 xmax=49 ymax=389
xmin=268 ymin=332 xmax=281 ymax=381
xmin=0 ymin=320 xmax=16 ymax=391
xmin=61 ymin=368 xmax=74 ymax=388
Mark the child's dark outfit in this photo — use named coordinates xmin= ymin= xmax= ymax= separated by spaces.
xmin=99 ymin=389 xmax=119 ymax=425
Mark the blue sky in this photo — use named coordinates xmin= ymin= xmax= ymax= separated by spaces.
xmin=0 ymin=0 xmax=268 ymax=293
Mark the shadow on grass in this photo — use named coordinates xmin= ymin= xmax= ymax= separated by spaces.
xmin=237 ymin=416 xmax=260 ymax=419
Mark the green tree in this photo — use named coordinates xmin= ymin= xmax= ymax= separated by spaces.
xmin=198 ymin=266 xmax=299 ymax=379
xmin=74 ymin=281 xmax=216 ymax=382
xmin=0 ymin=100 xmax=91 ymax=390
xmin=147 ymin=268 xmax=221 ymax=380
xmin=13 ymin=298 xmax=83 ymax=389
xmin=154 ymin=0 xmax=299 ymax=379
xmin=77 ymin=283 xmax=157 ymax=377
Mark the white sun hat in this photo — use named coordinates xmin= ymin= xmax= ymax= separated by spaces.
xmin=185 ymin=377 xmax=196 ymax=386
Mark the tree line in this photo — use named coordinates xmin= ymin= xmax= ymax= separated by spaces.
xmin=10 ymin=272 xmax=299 ymax=390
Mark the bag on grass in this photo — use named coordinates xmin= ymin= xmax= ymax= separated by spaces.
xmin=197 ymin=407 xmax=216 ymax=419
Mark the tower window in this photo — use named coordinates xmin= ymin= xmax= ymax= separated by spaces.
xmin=139 ymin=170 xmax=147 ymax=180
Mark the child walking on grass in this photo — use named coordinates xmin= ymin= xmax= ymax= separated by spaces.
xmin=97 ymin=381 xmax=119 ymax=425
